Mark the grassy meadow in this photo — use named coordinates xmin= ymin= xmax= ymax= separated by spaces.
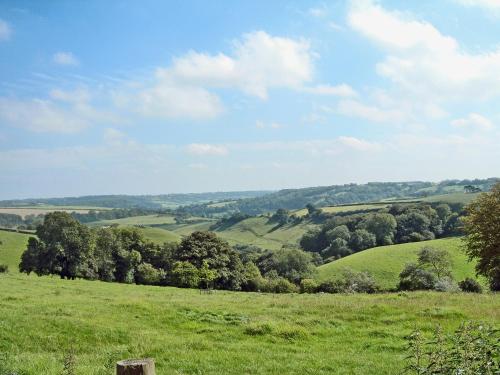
xmin=317 ymin=237 xmax=479 ymax=289
xmin=1 ymin=230 xmax=499 ymax=374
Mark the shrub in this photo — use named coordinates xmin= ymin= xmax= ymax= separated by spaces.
xmin=458 ymin=278 xmax=483 ymax=293
xmin=0 ymin=264 xmax=8 ymax=273
xmin=434 ymin=277 xmax=459 ymax=292
xmin=317 ymin=279 xmax=345 ymax=293
xmin=404 ymin=322 xmax=499 ymax=374
xmin=135 ymin=263 xmax=165 ymax=285
xmin=262 ymin=277 xmax=297 ymax=293
xmin=398 ymin=263 xmax=437 ymax=291
xmin=299 ymin=278 xmax=318 ymax=293
xmin=342 ymin=269 xmax=379 ymax=293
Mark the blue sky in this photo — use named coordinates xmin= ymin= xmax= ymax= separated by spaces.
xmin=1 ymin=0 xmax=499 ymax=199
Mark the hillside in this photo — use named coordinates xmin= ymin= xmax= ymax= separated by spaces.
xmin=317 ymin=238 xmax=479 ymax=290
xmin=0 ymin=230 xmax=31 ymax=272
xmin=179 ymin=178 xmax=498 ymax=215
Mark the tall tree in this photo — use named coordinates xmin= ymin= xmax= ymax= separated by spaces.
xmin=463 ymin=183 xmax=500 ymax=290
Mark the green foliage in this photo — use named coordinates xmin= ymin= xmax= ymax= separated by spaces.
xmin=404 ymin=322 xmax=500 ymax=374
xmin=299 ymin=278 xmax=318 ymax=293
xmin=135 ymin=262 xmax=165 ymax=285
xmin=255 ymin=247 xmax=316 ymax=284
xmin=358 ymin=213 xmax=397 ymax=246
xmin=459 ymin=278 xmax=483 ymax=293
xmin=463 ymin=182 xmax=500 ymax=290
xmin=171 ymin=261 xmax=200 ymax=288
xmin=399 ymin=263 xmax=437 ymax=291
xmin=317 ymin=269 xmax=378 ymax=294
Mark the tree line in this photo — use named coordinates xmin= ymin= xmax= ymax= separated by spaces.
xmin=299 ymin=202 xmax=463 ymax=262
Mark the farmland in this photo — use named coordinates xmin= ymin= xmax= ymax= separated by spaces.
xmin=0 ymin=206 xmax=105 ymax=218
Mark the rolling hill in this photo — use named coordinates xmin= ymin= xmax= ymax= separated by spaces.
xmin=317 ymin=237 xmax=479 ymax=290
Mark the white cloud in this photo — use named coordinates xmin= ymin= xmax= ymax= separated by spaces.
xmin=0 ymin=19 xmax=12 ymax=41
xmin=169 ymin=31 xmax=313 ymax=99
xmin=53 ymin=52 xmax=79 ymax=66
xmin=451 ymin=113 xmax=494 ymax=130
xmin=348 ymin=0 xmax=500 ymax=100
xmin=0 ymin=98 xmax=88 ymax=133
xmin=302 ymin=83 xmax=357 ymax=97
xmin=186 ymin=143 xmax=229 ymax=156
xmin=136 ymin=72 xmax=224 ymax=119
xmin=103 ymin=128 xmax=127 ymax=144
xmin=336 ymin=99 xmax=407 ymax=123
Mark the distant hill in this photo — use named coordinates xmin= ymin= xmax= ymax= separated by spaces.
xmin=0 ymin=191 xmax=272 ymax=210
xmin=180 ymin=178 xmax=499 ymax=215
xmin=316 ymin=238 xmax=480 ymax=290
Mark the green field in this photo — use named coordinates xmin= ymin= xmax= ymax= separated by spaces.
xmin=0 ymin=230 xmax=30 ymax=271
xmin=89 ymin=214 xmax=177 ymax=227
xmin=1 ymin=231 xmax=499 ymax=374
xmin=317 ymin=238 xmax=479 ymax=289
xmin=138 ymin=226 xmax=181 ymax=244
xmin=167 ymin=216 xmax=315 ymax=250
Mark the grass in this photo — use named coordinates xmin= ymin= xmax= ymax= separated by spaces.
xmin=0 ymin=232 xmax=498 ymax=374
xmin=137 ymin=226 xmax=181 ymax=244
xmin=0 ymin=230 xmax=30 ymax=272
xmin=317 ymin=238 xmax=479 ymax=289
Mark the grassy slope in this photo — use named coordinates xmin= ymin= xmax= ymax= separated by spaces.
xmin=317 ymin=238 xmax=478 ymax=289
xmin=138 ymin=226 xmax=181 ymax=244
xmin=0 ymin=230 xmax=31 ymax=272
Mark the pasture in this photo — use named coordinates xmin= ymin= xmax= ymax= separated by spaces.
xmin=0 ymin=206 xmax=103 ymax=218
xmin=0 ymin=230 xmax=499 ymax=374
xmin=317 ymin=237 xmax=479 ymax=289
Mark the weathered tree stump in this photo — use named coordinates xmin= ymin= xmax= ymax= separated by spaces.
xmin=116 ymin=358 xmax=155 ymax=375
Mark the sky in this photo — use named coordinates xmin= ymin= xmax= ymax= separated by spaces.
xmin=1 ymin=0 xmax=500 ymax=199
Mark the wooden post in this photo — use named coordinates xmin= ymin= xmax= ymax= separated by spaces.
xmin=116 ymin=358 xmax=155 ymax=375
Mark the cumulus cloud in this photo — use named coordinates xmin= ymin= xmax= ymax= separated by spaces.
xmin=451 ymin=113 xmax=494 ymax=130
xmin=53 ymin=52 xmax=80 ymax=66
xmin=348 ymin=0 xmax=500 ymax=100
xmin=186 ymin=143 xmax=229 ymax=156
xmin=169 ymin=31 xmax=313 ymax=99
xmin=338 ymin=136 xmax=382 ymax=151
xmin=0 ymin=19 xmax=12 ymax=41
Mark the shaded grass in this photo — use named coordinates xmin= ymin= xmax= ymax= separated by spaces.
xmin=317 ymin=237 xmax=479 ymax=289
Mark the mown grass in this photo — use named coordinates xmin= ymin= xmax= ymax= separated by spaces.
xmin=317 ymin=238 xmax=479 ymax=289
xmin=0 ymin=232 xmax=498 ymax=374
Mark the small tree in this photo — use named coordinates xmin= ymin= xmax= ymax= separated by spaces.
xmin=417 ymin=246 xmax=452 ymax=279
xmin=171 ymin=261 xmax=199 ymax=288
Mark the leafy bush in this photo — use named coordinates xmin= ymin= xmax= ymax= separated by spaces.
xmin=458 ymin=278 xmax=483 ymax=293
xmin=398 ymin=263 xmax=437 ymax=291
xmin=0 ymin=264 xmax=8 ymax=273
xmin=434 ymin=277 xmax=459 ymax=292
xmin=262 ymin=277 xmax=297 ymax=293
xmin=135 ymin=263 xmax=165 ymax=285
xmin=299 ymin=278 xmax=318 ymax=293
xmin=317 ymin=270 xmax=379 ymax=294
xmin=404 ymin=322 xmax=499 ymax=374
